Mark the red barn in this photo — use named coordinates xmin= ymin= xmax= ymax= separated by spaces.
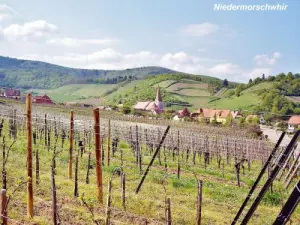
xmin=32 ymin=94 xmax=55 ymax=104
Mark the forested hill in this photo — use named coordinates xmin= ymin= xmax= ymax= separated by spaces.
xmin=0 ymin=56 xmax=179 ymax=89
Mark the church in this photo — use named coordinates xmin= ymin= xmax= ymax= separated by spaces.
xmin=133 ymin=86 xmax=164 ymax=114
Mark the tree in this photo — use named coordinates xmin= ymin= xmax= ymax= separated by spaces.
xmin=223 ymin=79 xmax=229 ymax=87
xmin=267 ymin=76 xmax=275 ymax=82
xmin=122 ymin=106 xmax=131 ymax=115
xmin=262 ymin=73 xmax=265 ymax=80
xmin=287 ymin=72 xmax=293 ymax=80
xmin=249 ymin=79 xmax=253 ymax=84
xmin=254 ymin=77 xmax=262 ymax=84
xmin=235 ymin=84 xmax=245 ymax=97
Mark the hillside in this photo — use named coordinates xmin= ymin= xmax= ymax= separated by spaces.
xmin=0 ymin=56 xmax=178 ymax=89
xmin=209 ymin=73 xmax=300 ymax=116
xmin=104 ymin=74 xmax=225 ymax=108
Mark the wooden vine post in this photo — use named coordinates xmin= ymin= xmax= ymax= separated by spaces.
xmin=26 ymin=93 xmax=34 ymax=218
xmin=93 ymin=108 xmax=103 ymax=204
xmin=107 ymin=119 xmax=111 ymax=166
xmin=105 ymin=179 xmax=112 ymax=225
xmin=196 ymin=180 xmax=203 ymax=225
xmin=68 ymin=111 xmax=74 ymax=179
xmin=0 ymin=189 xmax=7 ymax=225
xmin=166 ymin=197 xmax=171 ymax=225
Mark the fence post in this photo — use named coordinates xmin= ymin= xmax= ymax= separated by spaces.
xmin=93 ymin=108 xmax=103 ymax=205
xmin=68 ymin=111 xmax=74 ymax=179
xmin=26 ymin=93 xmax=34 ymax=218
xmin=0 ymin=189 xmax=7 ymax=225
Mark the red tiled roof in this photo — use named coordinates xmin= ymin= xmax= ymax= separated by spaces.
xmin=192 ymin=108 xmax=231 ymax=118
xmin=288 ymin=115 xmax=300 ymax=125
xmin=215 ymin=109 xmax=231 ymax=118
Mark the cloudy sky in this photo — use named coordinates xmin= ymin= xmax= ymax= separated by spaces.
xmin=0 ymin=0 xmax=299 ymax=82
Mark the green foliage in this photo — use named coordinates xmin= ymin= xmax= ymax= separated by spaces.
xmin=122 ymin=106 xmax=131 ymax=115
xmin=0 ymin=56 xmax=176 ymax=89
xmin=235 ymin=84 xmax=245 ymax=97
xmin=262 ymin=192 xmax=282 ymax=206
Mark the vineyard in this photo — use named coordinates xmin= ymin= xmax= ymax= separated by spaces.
xmin=0 ymin=96 xmax=299 ymax=225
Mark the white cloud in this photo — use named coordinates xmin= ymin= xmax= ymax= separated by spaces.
xmin=0 ymin=4 xmax=16 ymax=21
xmin=17 ymin=49 xmax=281 ymax=83
xmin=209 ymin=63 xmax=242 ymax=79
xmin=248 ymin=68 xmax=272 ymax=79
xmin=2 ymin=20 xmax=59 ymax=41
xmin=46 ymin=37 xmax=116 ymax=47
xmin=181 ymin=23 xmax=220 ymax=36
xmin=253 ymin=52 xmax=281 ymax=66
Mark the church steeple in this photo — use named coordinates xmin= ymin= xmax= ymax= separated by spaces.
xmin=155 ymin=86 xmax=162 ymax=102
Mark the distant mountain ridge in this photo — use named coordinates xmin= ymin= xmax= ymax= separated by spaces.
xmin=0 ymin=56 xmax=180 ymax=89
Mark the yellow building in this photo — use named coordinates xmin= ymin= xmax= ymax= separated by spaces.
xmin=210 ymin=109 xmax=232 ymax=124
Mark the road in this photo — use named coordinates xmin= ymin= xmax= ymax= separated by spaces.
xmin=260 ymin=125 xmax=300 ymax=156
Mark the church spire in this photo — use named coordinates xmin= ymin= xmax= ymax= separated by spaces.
xmin=155 ymin=86 xmax=162 ymax=102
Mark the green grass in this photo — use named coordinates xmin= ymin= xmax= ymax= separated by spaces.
xmin=157 ymin=80 xmax=178 ymax=88
xmin=167 ymin=82 xmax=209 ymax=92
xmin=174 ymin=88 xmax=211 ymax=97
xmin=208 ymin=92 xmax=259 ymax=110
xmin=27 ymin=84 xmax=118 ymax=103
xmin=214 ymin=87 xmax=228 ymax=97
xmin=242 ymin=82 xmax=273 ymax=93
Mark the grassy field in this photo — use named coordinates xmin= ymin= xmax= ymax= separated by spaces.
xmin=167 ymin=82 xmax=209 ymax=92
xmin=174 ymin=95 xmax=218 ymax=110
xmin=173 ymin=88 xmax=211 ymax=97
xmin=214 ymin=87 xmax=228 ymax=97
xmin=207 ymin=93 xmax=259 ymax=110
xmin=157 ymin=80 xmax=178 ymax=88
xmin=27 ymin=84 xmax=118 ymax=103
xmin=207 ymin=82 xmax=274 ymax=110
xmin=242 ymin=82 xmax=273 ymax=93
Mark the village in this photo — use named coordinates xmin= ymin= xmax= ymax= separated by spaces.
xmin=1 ymin=86 xmax=300 ymax=134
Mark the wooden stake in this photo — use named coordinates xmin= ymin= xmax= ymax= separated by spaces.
xmin=0 ymin=189 xmax=7 ymax=225
xmin=107 ymin=119 xmax=111 ymax=166
xmin=86 ymin=152 xmax=91 ymax=184
xmin=26 ymin=93 xmax=34 ymax=218
xmin=74 ymin=155 xmax=79 ymax=197
xmin=93 ymin=108 xmax=103 ymax=204
xmin=196 ymin=181 xmax=203 ymax=225
xmin=68 ymin=111 xmax=74 ymax=179
xmin=166 ymin=197 xmax=171 ymax=225
xmin=122 ymin=173 xmax=126 ymax=210
xmin=36 ymin=149 xmax=39 ymax=186
xmin=105 ymin=179 xmax=112 ymax=225
xmin=51 ymin=160 xmax=58 ymax=225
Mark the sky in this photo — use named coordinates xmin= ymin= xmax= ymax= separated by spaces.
xmin=0 ymin=0 xmax=299 ymax=82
